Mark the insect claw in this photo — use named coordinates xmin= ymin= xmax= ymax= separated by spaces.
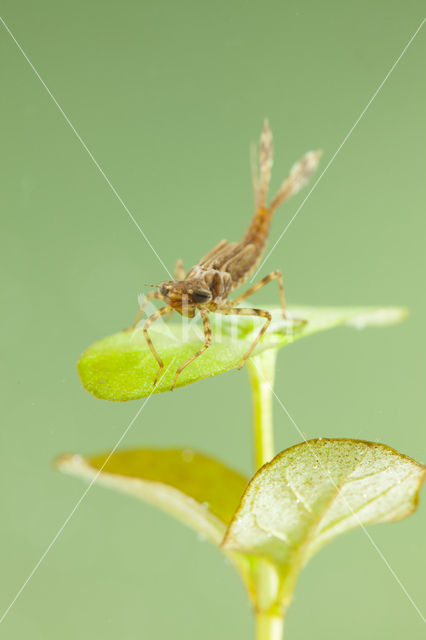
xmin=170 ymin=371 xmax=180 ymax=391
xmin=153 ymin=367 xmax=163 ymax=387
xmin=290 ymin=316 xmax=308 ymax=330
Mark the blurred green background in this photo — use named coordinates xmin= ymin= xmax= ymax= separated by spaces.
xmin=1 ymin=0 xmax=425 ymax=638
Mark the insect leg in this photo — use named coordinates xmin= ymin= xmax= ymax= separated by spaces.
xmin=231 ymin=270 xmax=287 ymax=320
xmin=170 ymin=309 xmax=212 ymax=391
xmin=174 ymin=258 xmax=185 ymax=280
xmin=143 ymin=305 xmax=173 ymax=386
xmin=218 ymin=306 xmax=272 ymax=370
xmin=131 ymin=290 xmax=162 ymax=329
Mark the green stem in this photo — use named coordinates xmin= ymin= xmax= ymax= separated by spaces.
xmin=255 ymin=613 xmax=284 ymax=640
xmin=247 ymin=349 xmax=277 ymax=469
xmin=247 ymin=350 xmax=285 ymax=640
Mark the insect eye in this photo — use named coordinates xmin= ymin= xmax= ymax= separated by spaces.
xmin=159 ymin=285 xmax=170 ymax=297
xmin=192 ymin=290 xmax=211 ymax=303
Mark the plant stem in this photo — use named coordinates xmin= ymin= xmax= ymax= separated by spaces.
xmin=247 ymin=350 xmax=285 ymax=640
xmin=255 ymin=612 xmax=284 ymax=640
xmin=247 ymin=349 xmax=277 ymax=469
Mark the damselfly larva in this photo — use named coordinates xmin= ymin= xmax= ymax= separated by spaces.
xmin=133 ymin=122 xmax=321 ymax=390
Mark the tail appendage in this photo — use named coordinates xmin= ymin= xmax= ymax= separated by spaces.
xmin=253 ymin=119 xmax=321 ymax=214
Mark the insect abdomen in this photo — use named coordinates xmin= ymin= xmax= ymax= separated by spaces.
xmin=241 ymin=206 xmax=273 ymax=249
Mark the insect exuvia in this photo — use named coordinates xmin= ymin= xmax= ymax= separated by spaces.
xmin=132 ymin=121 xmax=321 ymax=390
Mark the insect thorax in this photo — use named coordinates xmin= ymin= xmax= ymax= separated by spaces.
xmin=185 ymin=266 xmax=233 ymax=303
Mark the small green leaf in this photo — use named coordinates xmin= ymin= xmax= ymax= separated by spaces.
xmin=78 ymin=305 xmax=407 ymax=401
xmin=222 ymin=439 xmax=425 ymax=574
xmin=56 ymin=448 xmax=248 ymax=545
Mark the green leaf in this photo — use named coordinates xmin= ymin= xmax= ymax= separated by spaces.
xmin=78 ymin=305 xmax=407 ymax=401
xmin=56 ymin=448 xmax=248 ymax=545
xmin=222 ymin=439 xmax=425 ymax=580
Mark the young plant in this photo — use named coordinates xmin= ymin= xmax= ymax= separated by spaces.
xmin=57 ymin=304 xmax=425 ymax=639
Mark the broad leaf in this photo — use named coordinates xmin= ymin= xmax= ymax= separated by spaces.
xmin=56 ymin=448 xmax=247 ymax=545
xmin=222 ymin=439 xmax=425 ymax=575
xmin=78 ymin=305 xmax=407 ymax=401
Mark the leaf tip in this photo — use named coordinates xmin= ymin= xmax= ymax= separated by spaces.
xmin=54 ymin=453 xmax=87 ymax=475
xmin=346 ymin=306 xmax=409 ymax=330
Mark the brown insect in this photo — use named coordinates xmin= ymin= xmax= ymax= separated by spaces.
xmin=133 ymin=121 xmax=321 ymax=390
